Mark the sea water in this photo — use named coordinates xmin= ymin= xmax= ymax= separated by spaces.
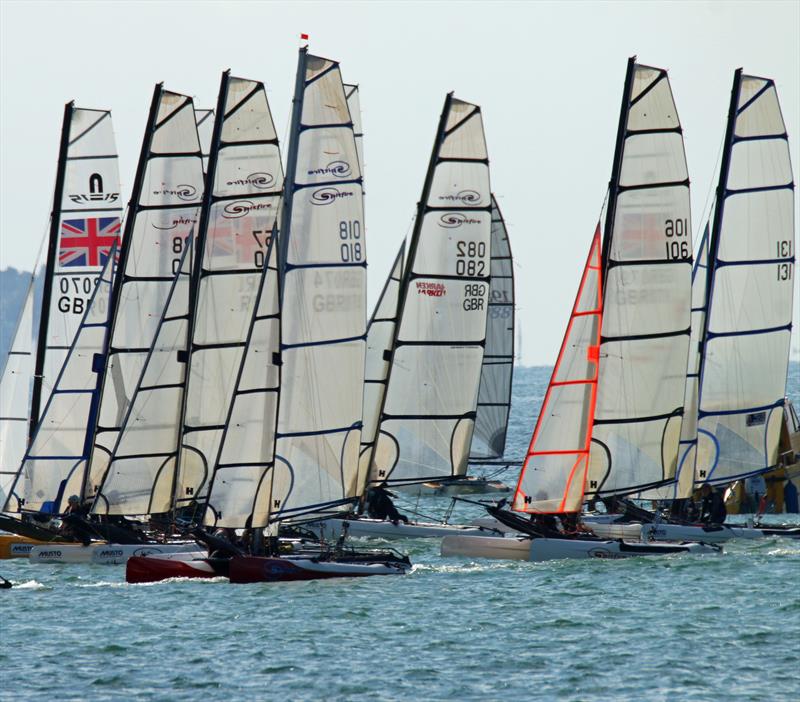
xmin=1 ymin=365 xmax=799 ymax=702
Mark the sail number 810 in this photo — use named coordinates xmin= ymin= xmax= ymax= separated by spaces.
xmin=456 ymin=240 xmax=486 ymax=276
xmin=339 ymin=220 xmax=362 ymax=262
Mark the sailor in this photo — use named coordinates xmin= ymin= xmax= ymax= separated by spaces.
xmin=699 ymin=484 xmax=727 ymax=525
xmin=366 ymin=483 xmax=409 ymax=526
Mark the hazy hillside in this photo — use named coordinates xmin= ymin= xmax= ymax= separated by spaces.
xmin=0 ymin=267 xmax=34 ymax=359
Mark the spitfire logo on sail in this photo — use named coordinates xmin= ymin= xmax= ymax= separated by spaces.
xmin=307 ymin=161 xmax=352 ymax=179
xmin=437 ymin=189 xmax=482 ymax=205
xmin=153 ymin=215 xmax=198 ymax=231
xmin=226 ymin=172 xmax=275 ymax=189
xmin=310 ymin=187 xmax=354 ymax=206
xmin=438 ymin=213 xmax=482 ymax=229
xmin=151 ymin=184 xmax=198 ymax=201
xmin=222 ymin=201 xmax=274 ymax=219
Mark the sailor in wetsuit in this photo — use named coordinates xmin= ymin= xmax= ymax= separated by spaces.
xmin=366 ymin=484 xmax=409 ymax=525
xmin=699 ymin=484 xmax=727 ymax=525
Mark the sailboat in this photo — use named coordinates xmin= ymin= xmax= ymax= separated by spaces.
xmin=0 ymin=103 xmax=124 ymax=555
xmin=624 ymin=70 xmax=799 ymax=543
xmin=306 ymin=91 xmax=511 ymax=541
xmin=128 ymin=52 xmax=410 ymax=584
xmin=442 ymin=58 xmax=722 ymax=561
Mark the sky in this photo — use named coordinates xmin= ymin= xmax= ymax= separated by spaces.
xmin=1 ymin=0 xmax=798 ymax=365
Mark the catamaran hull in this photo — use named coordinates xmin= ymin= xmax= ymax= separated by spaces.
xmin=127 ymin=553 xmax=223 ymax=584
xmin=29 ymin=542 xmax=201 ymax=565
xmin=396 ymin=478 xmax=511 ymax=497
xmin=441 ymin=534 xmax=721 ymax=561
xmin=228 ymin=556 xmax=409 ymax=583
xmin=642 ymin=523 xmax=800 ymax=543
xmin=308 ymin=517 xmax=502 ymax=541
xmin=0 ymin=534 xmax=48 ymax=559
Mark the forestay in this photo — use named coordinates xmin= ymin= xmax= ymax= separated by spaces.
xmin=587 ymin=61 xmax=692 ymax=498
xmin=369 ymin=94 xmax=491 ymax=487
xmin=92 ymin=241 xmax=193 ymax=516
xmin=86 ymin=87 xmax=204 ymax=503
xmin=31 ymin=105 xmax=123 ymax=433
xmin=6 ymin=250 xmax=116 ymax=514
xmin=513 ymin=230 xmax=602 ymax=513
xmin=196 ymin=108 xmax=214 ymax=173
xmin=176 ymin=74 xmax=284 ymax=510
xmin=357 ymin=242 xmax=405 ymax=493
xmin=270 ymin=49 xmax=367 ymax=520
xmin=0 ymin=281 xmax=35 ymax=509
xmin=203 ymin=239 xmax=280 ymax=529
xmin=695 ymin=71 xmax=795 ymax=485
xmin=470 ymin=195 xmax=515 ymax=461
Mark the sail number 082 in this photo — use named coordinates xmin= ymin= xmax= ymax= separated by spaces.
xmin=456 ymin=240 xmax=486 ymax=276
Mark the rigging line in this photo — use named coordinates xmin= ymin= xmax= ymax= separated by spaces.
xmin=695 ymin=129 xmax=727 ymax=249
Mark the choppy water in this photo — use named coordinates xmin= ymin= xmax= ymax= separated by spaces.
xmin=1 ymin=365 xmax=799 ymax=702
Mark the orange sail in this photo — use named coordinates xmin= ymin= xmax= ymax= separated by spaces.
xmin=512 ymin=227 xmax=602 ymax=513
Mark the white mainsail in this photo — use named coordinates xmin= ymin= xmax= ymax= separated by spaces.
xmin=470 ymin=195 xmax=515 ymax=462
xmin=31 ymin=105 xmax=123 ymax=433
xmin=86 ymin=86 xmax=205 ymax=502
xmin=694 ymin=71 xmax=795 ymax=485
xmin=6 ymin=249 xmax=116 ymax=513
xmin=176 ymin=74 xmax=284 ymax=510
xmin=586 ymin=61 xmax=692 ymax=498
xmin=92 ymin=241 xmax=193 ymax=516
xmin=0 ymin=280 xmax=35 ymax=508
xmin=368 ymin=94 xmax=492 ymax=487
xmin=356 ymin=242 xmax=405 ymax=493
xmin=515 ymin=59 xmax=692 ymax=513
xmin=203 ymin=239 xmax=280 ymax=528
xmin=270 ymin=49 xmax=367 ymax=520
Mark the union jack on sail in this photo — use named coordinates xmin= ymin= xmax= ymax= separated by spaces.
xmin=58 ymin=217 xmax=121 ymax=268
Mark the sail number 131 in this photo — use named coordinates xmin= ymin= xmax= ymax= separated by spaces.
xmin=777 ymin=240 xmax=793 ymax=281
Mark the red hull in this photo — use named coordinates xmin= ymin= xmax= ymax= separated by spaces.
xmin=126 ymin=556 xmax=219 ymax=584
xmin=228 ymin=556 xmax=403 ymax=583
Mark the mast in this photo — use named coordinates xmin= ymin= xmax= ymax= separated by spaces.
xmin=169 ymin=72 xmax=229 ymax=517
xmin=278 ymin=47 xmax=308 ymax=287
xmin=697 ymin=69 xmax=742 ymax=371
xmin=80 ymin=83 xmax=162 ymax=499
xmin=29 ymin=101 xmax=73 ymax=438
xmin=600 ymin=56 xmax=636 ymax=285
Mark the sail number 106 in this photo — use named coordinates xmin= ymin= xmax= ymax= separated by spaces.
xmin=664 ymin=218 xmax=689 ymax=260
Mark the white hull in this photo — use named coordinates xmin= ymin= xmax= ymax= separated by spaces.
xmin=307 ymin=517 xmax=503 ymax=541
xmin=470 ymin=516 xmax=642 ymax=540
xmin=29 ymin=542 xmax=201 ymax=565
xmin=642 ymin=522 xmax=800 ymax=543
xmin=441 ymin=534 xmax=721 ymax=561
